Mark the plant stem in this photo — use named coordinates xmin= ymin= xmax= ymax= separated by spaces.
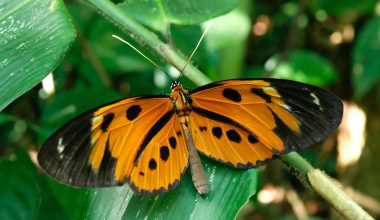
xmin=282 ymin=152 xmax=374 ymax=220
xmin=83 ymin=0 xmax=211 ymax=86
xmin=82 ymin=0 xmax=373 ymax=219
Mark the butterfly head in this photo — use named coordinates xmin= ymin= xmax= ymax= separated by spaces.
xmin=170 ymin=80 xmax=183 ymax=91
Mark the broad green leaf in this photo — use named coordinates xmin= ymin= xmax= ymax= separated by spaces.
xmin=270 ymin=50 xmax=338 ymax=86
xmin=352 ymin=17 xmax=380 ymax=99
xmin=81 ymin=158 xmax=258 ymax=220
xmin=118 ymin=0 xmax=238 ymax=31
xmin=45 ymin=179 xmax=87 ymax=220
xmin=0 ymin=150 xmax=39 ymax=220
xmin=0 ymin=0 xmax=76 ymax=111
xmin=35 ymin=178 xmax=69 ymax=220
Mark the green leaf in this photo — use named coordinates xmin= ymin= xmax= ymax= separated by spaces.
xmin=204 ymin=7 xmax=251 ymax=79
xmin=80 ymin=158 xmax=258 ymax=220
xmin=40 ymin=85 xmax=121 ymax=129
xmin=86 ymin=18 xmax=155 ymax=74
xmin=352 ymin=17 xmax=380 ymax=99
xmin=35 ymin=178 xmax=69 ymax=220
xmin=0 ymin=0 xmax=76 ymax=111
xmin=313 ymin=0 xmax=375 ymax=17
xmin=118 ymin=0 xmax=238 ymax=31
xmin=271 ymin=50 xmax=338 ymax=86
xmin=0 ymin=150 xmax=39 ymax=220
xmin=45 ymin=180 xmax=87 ymax=220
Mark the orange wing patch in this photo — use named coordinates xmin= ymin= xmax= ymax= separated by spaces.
xmin=190 ymin=78 xmax=342 ymax=166
xmin=189 ymin=112 xmax=275 ymax=168
xmin=128 ymin=115 xmax=188 ymax=193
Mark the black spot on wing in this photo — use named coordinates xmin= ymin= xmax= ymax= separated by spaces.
xmin=160 ymin=146 xmax=170 ymax=161
xmin=212 ymin=127 xmax=223 ymax=139
xmin=248 ymin=134 xmax=258 ymax=144
xmin=199 ymin=126 xmax=207 ymax=132
xmin=169 ymin=137 xmax=177 ymax=149
xmin=251 ymin=88 xmax=271 ymax=102
xmin=101 ymin=113 xmax=114 ymax=131
xmin=126 ymin=105 xmax=142 ymax=121
xmin=176 ymin=131 xmax=182 ymax=137
xmin=149 ymin=159 xmax=157 ymax=170
xmin=139 ymin=172 xmax=145 ymax=176
xmin=226 ymin=129 xmax=241 ymax=143
xmin=222 ymin=88 xmax=242 ymax=102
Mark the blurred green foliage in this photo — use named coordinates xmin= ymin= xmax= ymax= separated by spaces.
xmin=1 ymin=0 xmax=380 ymax=219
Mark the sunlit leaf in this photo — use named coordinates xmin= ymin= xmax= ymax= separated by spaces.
xmin=0 ymin=0 xmax=76 ymax=111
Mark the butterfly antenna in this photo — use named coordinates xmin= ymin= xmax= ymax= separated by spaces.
xmin=178 ymin=23 xmax=212 ymax=79
xmin=112 ymin=35 xmax=174 ymax=81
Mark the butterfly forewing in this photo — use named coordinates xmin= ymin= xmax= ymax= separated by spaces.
xmin=189 ymin=79 xmax=343 ymax=167
xmin=38 ymin=95 xmax=188 ymax=193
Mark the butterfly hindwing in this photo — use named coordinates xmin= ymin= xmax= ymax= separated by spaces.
xmin=128 ymin=114 xmax=188 ymax=194
xmin=38 ymin=95 xmax=188 ymax=194
xmin=189 ymin=111 xmax=275 ymax=168
xmin=189 ymin=78 xmax=343 ymax=168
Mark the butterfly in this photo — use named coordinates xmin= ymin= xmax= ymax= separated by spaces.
xmin=37 ymin=78 xmax=343 ymax=195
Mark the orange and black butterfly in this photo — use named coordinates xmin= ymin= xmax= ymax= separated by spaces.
xmin=38 ymin=78 xmax=343 ymax=194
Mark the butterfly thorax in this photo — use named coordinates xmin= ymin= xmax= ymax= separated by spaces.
xmin=170 ymin=84 xmax=192 ymax=118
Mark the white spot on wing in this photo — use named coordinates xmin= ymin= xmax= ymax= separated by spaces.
xmin=310 ymin=93 xmax=323 ymax=110
xmin=92 ymin=115 xmax=104 ymax=127
xmin=280 ymin=103 xmax=291 ymax=111
xmin=57 ymin=138 xmax=65 ymax=158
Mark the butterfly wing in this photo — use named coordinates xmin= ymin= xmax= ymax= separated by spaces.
xmin=189 ymin=78 xmax=343 ymax=168
xmin=38 ymin=95 xmax=189 ymax=194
